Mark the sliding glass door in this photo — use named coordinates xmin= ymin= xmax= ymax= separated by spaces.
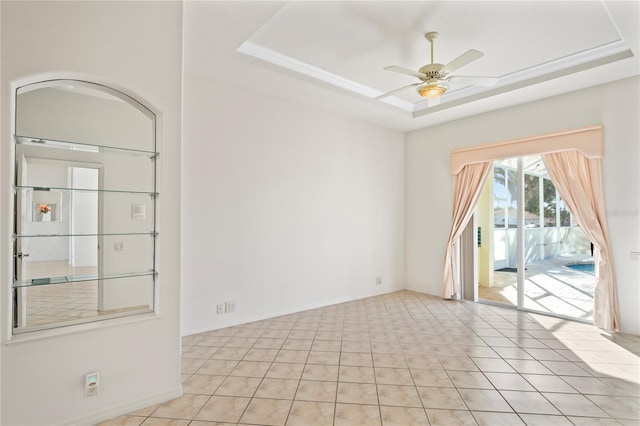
xmin=477 ymin=155 xmax=595 ymax=321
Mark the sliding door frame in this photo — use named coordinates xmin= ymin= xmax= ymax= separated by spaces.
xmin=464 ymin=156 xmax=595 ymax=324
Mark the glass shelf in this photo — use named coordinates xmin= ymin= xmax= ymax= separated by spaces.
xmin=14 ymin=185 xmax=158 ymax=197
xmin=13 ymin=270 xmax=157 ymax=288
xmin=15 ymin=135 xmax=157 ymax=159
xmin=14 ymin=232 xmax=157 ymax=238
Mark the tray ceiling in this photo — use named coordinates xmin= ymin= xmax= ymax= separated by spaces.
xmin=184 ymin=1 xmax=639 ymax=131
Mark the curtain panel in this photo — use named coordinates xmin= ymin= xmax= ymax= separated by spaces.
xmin=442 ymin=161 xmax=493 ymax=299
xmin=542 ymin=151 xmax=620 ymax=331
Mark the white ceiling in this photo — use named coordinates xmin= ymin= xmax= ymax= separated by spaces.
xmin=184 ymin=1 xmax=640 ymax=132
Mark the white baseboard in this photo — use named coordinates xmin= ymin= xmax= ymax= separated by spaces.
xmin=60 ymin=385 xmax=182 ymax=426
xmin=620 ymin=325 xmax=640 ymax=336
xmin=183 ymin=284 xmax=640 ymax=337
xmin=182 ymin=286 xmax=402 ymax=336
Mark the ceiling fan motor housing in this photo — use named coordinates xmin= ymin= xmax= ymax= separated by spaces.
xmin=418 ymin=63 xmax=445 ymax=82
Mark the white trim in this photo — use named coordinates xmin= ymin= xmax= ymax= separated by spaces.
xmin=60 ymin=386 xmax=182 ymax=426
xmin=498 ymin=39 xmax=629 ymax=87
xmin=237 ymin=41 xmax=415 ymax=111
xmin=5 ymin=313 xmax=159 ymax=345
xmin=237 ymin=39 xmax=631 ymax=116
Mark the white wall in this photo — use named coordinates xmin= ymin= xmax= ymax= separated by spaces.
xmin=181 ymin=73 xmax=405 ymax=335
xmin=21 ymin=160 xmax=70 ymax=262
xmin=0 ymin=2 xmax=183 ymax=424
xmin=405 ymin=76 xmax=640 ymax=335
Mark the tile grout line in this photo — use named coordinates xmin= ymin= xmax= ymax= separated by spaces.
xmin=188 ymin=328 xmax=237 ymax=423
xmin=282 ymin=313 xmax=316 ymax=426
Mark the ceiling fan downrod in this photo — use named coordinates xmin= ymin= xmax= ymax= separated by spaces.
xmin=425 ymin=31 xmax=438 ymax=65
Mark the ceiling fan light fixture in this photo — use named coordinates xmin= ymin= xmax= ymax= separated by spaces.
xmin=378 ymin=31 xmax=494 ymax=102
xmin=417 ymin=82 xmax=447 ymax=98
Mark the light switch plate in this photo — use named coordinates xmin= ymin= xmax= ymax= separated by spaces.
xmin=85 ymin=372 xmax=99 ymax=397
xmin=132 ymin=204 xmax=146 ymax=220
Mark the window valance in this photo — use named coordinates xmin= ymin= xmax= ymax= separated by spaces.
xmin=450 ymin=126 xmax=603 ymax=175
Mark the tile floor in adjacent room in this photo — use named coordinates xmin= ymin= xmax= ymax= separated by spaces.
xmin=20 ymin=261 xmax=148 ymax=328
xmin=100 ymin=290 xmax=640 ymax=426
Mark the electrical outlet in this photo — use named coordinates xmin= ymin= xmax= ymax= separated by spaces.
xmin=376 ymin=276 xmax=382 ymax=285
xmin=216 ymin=304 xmax=224 ymax=314
xmin=225 ymin=301 xmax=236 ymax=313
xmin=114 ymin=242 xmax=125 ymax=251
xmin=85 ymin=372 xmax=99 ymax=397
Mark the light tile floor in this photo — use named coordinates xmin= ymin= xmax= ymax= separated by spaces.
xmin=100 ymin=290 xmax=639 ymax=426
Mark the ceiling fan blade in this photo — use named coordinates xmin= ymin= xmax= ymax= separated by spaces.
xmin=441 ymin=49 xmax=484 ymax=74
xmin=375 ymin=82 xmax=421 ymax=100
xmin=448 ymin=75 xmax=498 ymax=87
xmin=383 ymin=66 xmax=425 ymax=79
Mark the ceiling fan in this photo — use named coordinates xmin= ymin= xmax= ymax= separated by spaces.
xmin=376 ymin=32 xmax=498 ymax=102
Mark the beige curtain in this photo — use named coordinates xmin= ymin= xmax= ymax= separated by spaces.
xmin=443 ymin=161 xmax=493 ymax=299
xmin=542 ymin=151 xmax=620 ymax=331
